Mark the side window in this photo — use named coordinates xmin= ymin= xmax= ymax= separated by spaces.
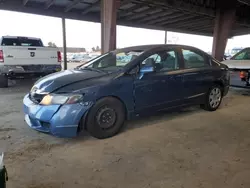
xmin=158 ymin=50 xmax=179 ymax=71
xmin=142 ymin=54 xmax=161 ymax=66
xmin=182 ymin=49 xmax=208 ymax=68
xmin=141 ymin=50 xmax=179 ymax=72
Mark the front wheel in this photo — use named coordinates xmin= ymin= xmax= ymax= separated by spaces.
xmin=0 ymin=74 xmax=8 ymax=88
xmin=201 ymin=85 xmax=222 ymax=111
xmin=85 ymin=97 xmax=126 ymax=139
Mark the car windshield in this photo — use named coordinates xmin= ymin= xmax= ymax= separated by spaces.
xmin=231 ymin=48 xmax=250 ymax=60
xmin=231 ymin=48 xmax=243 ymax=55
xmin=79 ymin=50 xmax=144 ymax=72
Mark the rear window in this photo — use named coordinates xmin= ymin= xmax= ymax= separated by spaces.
xmin=1 ymin=38 xmax=43 ymax=47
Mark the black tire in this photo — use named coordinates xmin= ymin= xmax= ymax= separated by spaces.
xmin=86 ymin=97 xmax=126 ymax=139
xmin=200 ymin=85 xmax=222 ymax=111
xmin=0 ymin=74 xmax=8 ymax=88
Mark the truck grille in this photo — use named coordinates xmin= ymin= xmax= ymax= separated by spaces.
xmin=23 ymin=65 xmax=59 ymax=72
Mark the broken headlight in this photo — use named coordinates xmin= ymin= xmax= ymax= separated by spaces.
xmin=40 ymin=94 xmax=83 ymax=105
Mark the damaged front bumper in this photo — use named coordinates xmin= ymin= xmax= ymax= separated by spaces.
xmin=0 ymin=64 xmax=61 ymax=78
xmin=23 ymin=94 xmax=93 ymax=137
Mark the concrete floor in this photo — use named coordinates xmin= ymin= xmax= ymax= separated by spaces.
xmin=1 ymin=65 xmax=250 ymax=188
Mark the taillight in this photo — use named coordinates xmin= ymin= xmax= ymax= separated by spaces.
xmin=57 ymin=51 xmax=62 ymax=63
xmin=0 ymin=50 xmax=4 ymax=62
xmin=240 ymin=71 xmax=247 ymax=78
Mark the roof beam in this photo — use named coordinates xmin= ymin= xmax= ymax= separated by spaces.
xmin=23 ymin=0 xmax=29 ymax=6
xmin=185 ymin=22 xmax=213 ymax=31
xmin=230 ymin=29 xmax=250 ymax=37
xmin=82 ymin=0 xmax=100 ymax=15
xmin=124 ymin=6 xmax=156 ymax=20
xmin=178 ymin=19 xmax=213 ymax=28
xmin=146 ymin=12 xmax=184 ymax=25
xmin=45 ymin=0 xmax=56 ymax=9
xmin=65 ymin=0 xmax=82 ymax=12
xmin=193 ymin=25 xmax=213 ymax=32
xmin=82 ymin=0 xmax=130 ymax=15
xmin=136 ymin=10 xmax=176 ymax=23
xmin=118 ymin=4 xmax=144 ymax=17
xmin=131 ymin=0 xmax=215 ymax=17
xmin=160 ymin=15 xmax=198 ymax=26
xmin=118 ymin=19 xmax=212 ymax=36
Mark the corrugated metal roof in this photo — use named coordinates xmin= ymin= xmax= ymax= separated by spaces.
xmin=0 ymin=0 xmax=250 ymax=37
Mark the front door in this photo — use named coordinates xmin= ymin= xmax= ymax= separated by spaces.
xmin=134 ymin=48 xmax=184 ymax=114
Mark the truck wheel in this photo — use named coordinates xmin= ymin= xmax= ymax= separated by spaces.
xmin=0 ymin=75 xmax=8 ymax=88
xmin=200 ymin=85 xmax=222 ymax=111
xmin=85 ymin=97 xmax=126 ymax=139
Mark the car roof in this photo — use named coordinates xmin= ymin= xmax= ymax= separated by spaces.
xmin=113 ymin=44 xmax=205 ymax=54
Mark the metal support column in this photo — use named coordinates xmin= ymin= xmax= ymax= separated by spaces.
xmin=164 ymin=31 xmax=167 ymax=44
xmin=62 ymin=17 xmax=67 ymax=70
xmin=101 ymin=0 xmax=120 ymax=54
xmin=212 ymin=0 xmax=236 ymax=61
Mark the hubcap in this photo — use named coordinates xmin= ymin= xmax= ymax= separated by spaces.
xmin=209 ymin=88 xmax=221 ymax=108
xmin=96 ymin=106 xmax=116 ymax=129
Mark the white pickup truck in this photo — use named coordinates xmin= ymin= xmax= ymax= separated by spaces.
xmin=0 ymin=36 xmax=62 ymax=87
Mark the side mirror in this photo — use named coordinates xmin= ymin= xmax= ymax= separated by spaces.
xmin=140 ymin=66 xmax=154 ymax=74
xmin=138 ymin=66 xmax=154 ymax=79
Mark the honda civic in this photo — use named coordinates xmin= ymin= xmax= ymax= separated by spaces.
xmin=23 ymin=45 xmax=230 ymax=139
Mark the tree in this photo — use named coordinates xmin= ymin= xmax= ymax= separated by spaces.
xmin=48 ymin=42 xmax=57 ymax=47
xmin=82 ymin=48 xmax=86 ymax=52
xmin=96 ymin=45 xmax=100 ymax=51
xmin=92 ymin=47 xmax=96 ymax=52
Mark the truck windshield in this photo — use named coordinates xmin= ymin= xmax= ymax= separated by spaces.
xmin=1 ymin=38 xmax=43 ymax=47
xmin=81 ymin=50 xmax=143 ymax=72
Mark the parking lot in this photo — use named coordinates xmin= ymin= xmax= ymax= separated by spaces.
xmin=0 ymin=63 xmax=249 ymax=188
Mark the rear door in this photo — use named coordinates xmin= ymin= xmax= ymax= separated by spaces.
xmin=1 ymin=37 xmax=58 ymax=65
xmin=180 ymin=47 xmax=212 ymax=103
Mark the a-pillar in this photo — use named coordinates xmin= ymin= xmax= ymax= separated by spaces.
xmin=101 ymin=0 xmax=120 ymax=54
xmin=212 ymin=0 xmax=236 ymax=61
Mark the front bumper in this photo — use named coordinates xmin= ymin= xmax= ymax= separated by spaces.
xmin=23 ymin=94 xmax=92 ymax=137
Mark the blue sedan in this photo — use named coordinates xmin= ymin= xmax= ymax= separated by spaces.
xmin=23 ymin=45 xmax=230 ymax=139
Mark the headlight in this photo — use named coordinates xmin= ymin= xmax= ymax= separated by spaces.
xmin=40 ymin=94 xmax=83 ymax=105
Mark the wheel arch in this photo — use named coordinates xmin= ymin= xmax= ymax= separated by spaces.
xmin=213 ymin=80 xmax=225 ymax=94
xmin=96 ymin=95 xmax=128 ymax=119
xmin=78 ymin=95 xmax=128 ymax=132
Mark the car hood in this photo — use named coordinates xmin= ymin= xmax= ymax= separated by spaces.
xmin=33 ymin=69 xmax=107 ymax=93
xmin=221 ymin=60 xmax=250 ymax=69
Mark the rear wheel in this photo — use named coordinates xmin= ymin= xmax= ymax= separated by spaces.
xmin=0 ymin=74 xmax=8 ymax=88
xmin=201 ymin=85 xmax=222 ymax=111
xmin=85 ymin=97 xmax=125 ymax=139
